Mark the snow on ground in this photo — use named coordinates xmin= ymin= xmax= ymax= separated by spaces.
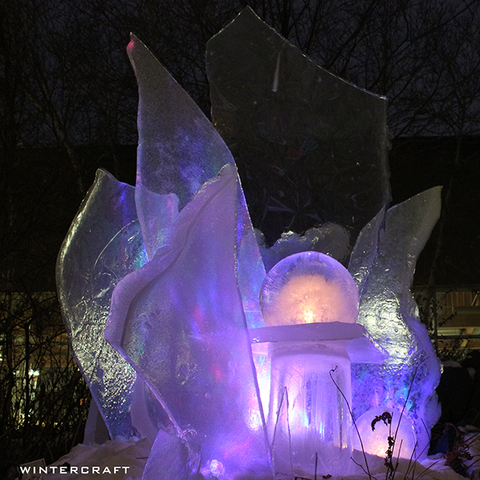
xmin=31 ymin=435 xmax=478 ymax=480
xmin=39 ymin=437 xmax=152 ymax=480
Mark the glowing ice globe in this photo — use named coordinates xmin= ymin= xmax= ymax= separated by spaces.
xmin=260 ymin=251 xmax=359 ymax=326
xmin=353 ymin=407 xmax=417 ymax=459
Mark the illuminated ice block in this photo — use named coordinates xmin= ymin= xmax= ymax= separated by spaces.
xmin=349 ymin=187 xmax=443 ymax=458
xmin=105 ymin=165 xmax=271 ymax=478
xmin=269 ymin=344 xmax=353 ymax=478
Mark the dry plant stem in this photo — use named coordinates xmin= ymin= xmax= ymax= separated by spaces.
xmin=41 ymin=435 xmax=55 ymax=464
xmin=329 ymin=367 xmax=373 ymax=480
xmin=409 ymin=441 xmax=436 ymax=480
xmin=394 ymin=363 xmax=420 ymax=455
xmin=403 ymin=440 xmax=417 ymax=480
xmin=465 ymin=432 xmax=480 ymax=470
xmin=386 ymin=362 xmax=425 ymax=480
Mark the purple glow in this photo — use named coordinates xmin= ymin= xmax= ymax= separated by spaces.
xmin=57 ymin=9 xmax=442 ymax=479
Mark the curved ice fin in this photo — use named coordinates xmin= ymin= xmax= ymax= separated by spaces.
xmin=127 ymin=34 xmax=234 ymax=258
xmin=351 ymin=186 xmax=443 ymax=458
xmin=106 ymin=164 xmax=272 ymax=477
xmin=56 ymin=169 xmax=154 ymax=439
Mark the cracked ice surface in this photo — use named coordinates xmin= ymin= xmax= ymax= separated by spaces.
xmin=349 ymin=186 xmax=443 ymax=457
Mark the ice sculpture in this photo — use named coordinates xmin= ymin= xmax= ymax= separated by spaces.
xmin=252 ymin=252 xmax=383 ymax=478
xmin=56 ymin=7 xmax=442 ymax=480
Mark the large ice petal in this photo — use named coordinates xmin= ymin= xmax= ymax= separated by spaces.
xmin=106 ymin=164 xmax=272 ymax=478
xmin=57 ymin=169 xmax=147 ymax=439
xmin=349 ymin=186 xmax=442 ymax=457
xmin=206 ymin=7 xmax=390 ymax=246
xmin=128 ymin=34 xmax=233 ymax=258
xmin=128 ymin=35 xmax=266 ymax=329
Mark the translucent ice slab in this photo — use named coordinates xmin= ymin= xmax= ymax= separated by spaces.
xmin=57 ymin=169 xmax=147 ymax=439
xmin=128 ymin=35 xmax=234 ymax=258
xmin=349 ymin=186 xmax=443 ymax=457
xmin=206 ymin=7 xmax=391 ymax=246
xmin=105 ymin=165 xmax=271 ymax=478
xmin=128 ymin=34 xmax=266 ymax=330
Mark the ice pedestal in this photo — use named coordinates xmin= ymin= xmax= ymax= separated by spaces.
xmin=269 ymin=341 xmax=352 ymax=477
xmin=252 ymin=322 xmax=385 ymax=478
xmin=251 ymin=251 xmax=384 ymax=478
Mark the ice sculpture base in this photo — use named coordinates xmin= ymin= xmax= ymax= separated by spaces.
xmin=268 ymin=340 xmax=353 ymax=477
xmin=250 ymin=322 xmax=386 ymax=363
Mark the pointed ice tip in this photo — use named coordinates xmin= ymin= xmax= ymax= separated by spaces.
xmin=209 ymin=6 xmax=264 ymax=45
xmin=126 ymin=34 xmax=155 ymax=72
xmin=127 ymin=35 xmax=137 ymax=57
xmin=129 ymin=32 xmax=141 ymax=42
xmin=241 ymin=5 xmax=260 ymax=18
xmin=127 ymin=34 xmax=142 ymax=54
